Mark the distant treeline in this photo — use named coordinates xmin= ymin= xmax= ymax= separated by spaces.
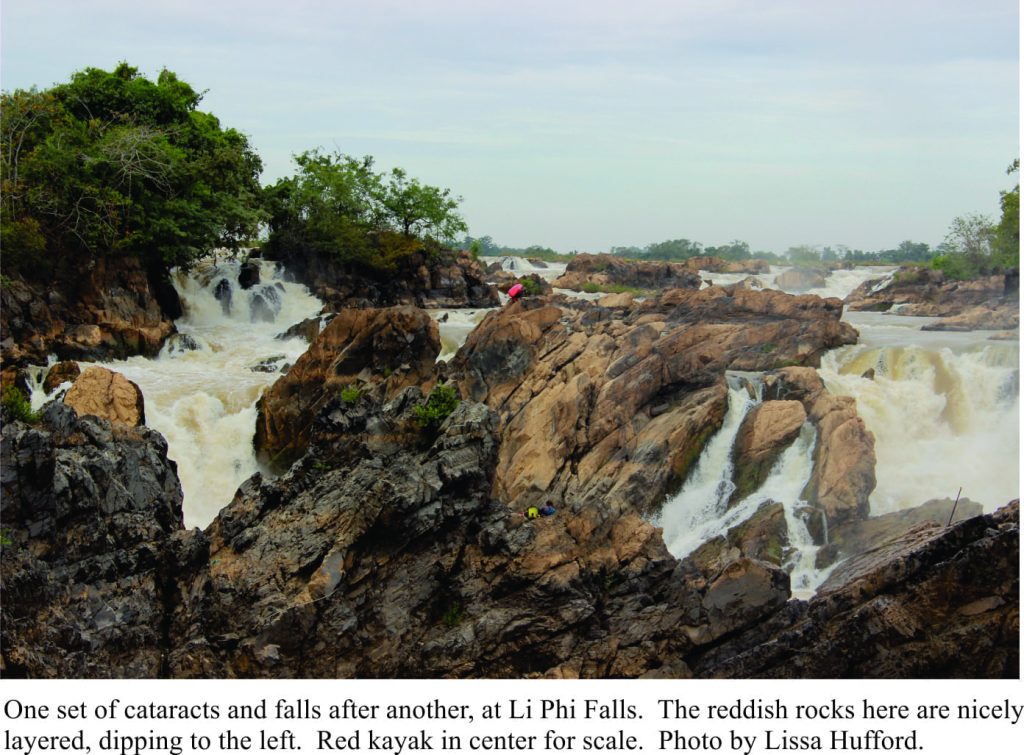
xmin=453 ymin=236 xmax=574 ymax=263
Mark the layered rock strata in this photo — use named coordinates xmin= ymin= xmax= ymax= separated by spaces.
xmin=448 ymin=287 xmax=858 ymax=514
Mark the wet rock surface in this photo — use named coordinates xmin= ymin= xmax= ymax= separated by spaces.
xmin=764 ymin=367 xmax=876 ymax=536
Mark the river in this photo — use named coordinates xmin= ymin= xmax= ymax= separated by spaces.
xmin=25 ymin=257 xmax=1019 ymax=597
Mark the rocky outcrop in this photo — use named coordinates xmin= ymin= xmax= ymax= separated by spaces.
xmin=764 ymin=367 xmax=876 ymax=536
xmin=773 ymin=267 xmax=828 ymax=291
xmin=254 ymin=306 xmax=440 ymax=467
xmin=0 ymin=255 xmax=179 ymax=368
xmin=449 ymin=287 xmax=858 ymax=514
xmin=63 ymin=366 xmax=146 ymax=427
xmin=685 ymin=257 xmax=771 ymax=274
xmin=0 ymin=402 xmax=185 ymax=677
xmin=267 ymin=245 xmax=499 ymax=310
xmin=730 ymin=401 xmax=807 ymax=504
xmin=691 ymin=502 xmax=1019 ymax=678
xmin=921 ymin=301 xmax=1019 ymax=332
xmin=845 ymin=267 xmax=1010 ymax=318
xmin=552 ymin=253 xmax=702 ymax=292
xmin=819 ymin=496 xmax=983 ymax=568
xmin=1 ymin=376 xmax=1017 ymax=678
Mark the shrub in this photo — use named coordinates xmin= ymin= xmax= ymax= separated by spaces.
xmin=413 ymin=383 xmax=459 ymax=432
xmin=582 ymin=281 xmax=601 ymax=294
xmin=340 ymin=385 xmax=362 ymax=405
xmin=518 ymin=277 xmax=542 ymax=296
xmin=1 ymin=386 xmax=39 ymax=423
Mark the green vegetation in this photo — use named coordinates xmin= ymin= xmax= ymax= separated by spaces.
xmin=1 ymin=387 xmax=39 ymax=423
xmin=441 ymin=602 xmax=464 ymax=628
xmin=928 ymin=162 xmax=1018 ymax=280
xmin=518 ymin=277 xmax=542 ymax=296
xmin=265 ymin=150 xmax=467 ymax=273
xmin=339 ymin=385 xmax=362 ymax=405
xmin=0 ymin=528 xmax=12 ymax=548
xmin=413 ymin=383 xmax=459 ymax=432
xmin=1 ymin=64 xmax=264 ymax=280
xmin=581 ymin=282 xmax=646 ymax=296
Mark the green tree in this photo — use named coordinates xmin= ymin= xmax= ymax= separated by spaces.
xmin=265 ymin=149 xmax=467 ymax=272
xmin=992 ymin=159 xmax=1019 ymax=270
xmin=1 ymin=64 xmax=264 ymax=279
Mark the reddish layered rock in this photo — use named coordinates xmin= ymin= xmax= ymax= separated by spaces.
xmin=254 ymin=306 xmax=440 ymax=467
xmin=450 ymin=286 xmax=858 ymax=514
xmin=63 ymin=366 xmax=146 ymax=427
xmin=921 ymin=301 xmax=1019 ymax=332
xmin=684 ymin=256 xmax=771 ymax=274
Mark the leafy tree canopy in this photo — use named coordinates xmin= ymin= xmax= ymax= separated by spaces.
xmin=1 ymin=63 xmax=264 ymax=278
xmin=265 ymin=149 xmax=467 ymax=272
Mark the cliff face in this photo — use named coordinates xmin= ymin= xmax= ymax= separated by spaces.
xmin=1 ymin=395 xmax=1017 ymax=678
xmin=0 ymin=255 xmax=179 ymax=369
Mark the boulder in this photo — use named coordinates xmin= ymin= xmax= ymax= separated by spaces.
xmin=254 ymin=306 xmax=440 ymax=467
xmin=63 ymin=366 xmax=146 ymax=427
xmin=690 ymin=501 xmax=789 ymax=576
xmin=730 ymin=401 xmax=806 ymax=505
xmin=773 ymin=268 xmax=827 ymax=291
xmin=276 ymin=317 xmax=322 ymax=343
xmin=43 ymin=361 xmax=81 ymax=394
xmin=238 ymin=260 xmax=261 ymax=290
xmin=845 ymin=267 xmax=1007 ymax=316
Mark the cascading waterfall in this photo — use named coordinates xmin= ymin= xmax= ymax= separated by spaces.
xmin=87 ymin=258 xmax=323 ymax=528
xmin=819 ymin=337 xmax=1019 ymax=515
xmin=657 ymin=381 xmax=828 ymax=598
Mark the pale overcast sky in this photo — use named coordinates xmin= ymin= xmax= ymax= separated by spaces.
xmin=1 ymin=0 xmax=1018 ymax=253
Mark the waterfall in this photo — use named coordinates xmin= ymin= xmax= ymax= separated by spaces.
xmin=656 ymin=381 xmax=830 ymax=597
xmin=819 ymin=338 xmax=1019 ymax=515
xmin=88 ymin=258 xmax=324 ymax=528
